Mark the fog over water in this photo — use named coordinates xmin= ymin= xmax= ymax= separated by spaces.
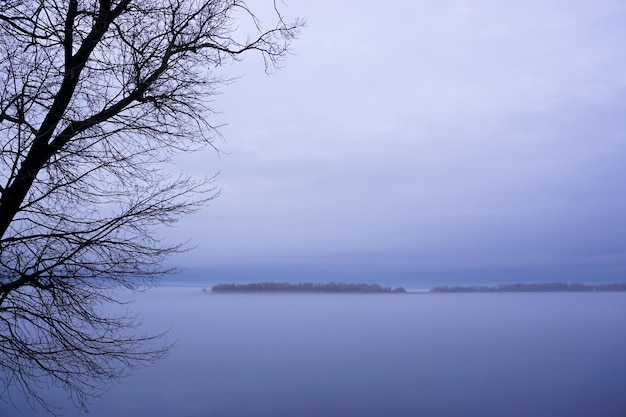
xmin=16 ymin=288 xmax=626 ymax=417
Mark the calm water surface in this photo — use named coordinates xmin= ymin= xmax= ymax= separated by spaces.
xmin=16 ymin=290 xmax=626 ymax=417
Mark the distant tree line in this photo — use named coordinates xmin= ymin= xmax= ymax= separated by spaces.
xmin=430 ymin=282 xmax=626 ymax=293
xmin=211 ymin=282 xmax=407 ymax=293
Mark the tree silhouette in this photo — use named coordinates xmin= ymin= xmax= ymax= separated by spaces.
xmin=0 ymin=0 xmax=301 ymax=412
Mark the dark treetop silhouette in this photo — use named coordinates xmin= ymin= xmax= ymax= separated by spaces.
xmin=211 ymin=282 xmax=408 ymax=293
xmin=0 ymin=0 xmax=300 ymax=412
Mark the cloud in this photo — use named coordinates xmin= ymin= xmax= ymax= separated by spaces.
xmin=168 ymin=0 xmax=626 ymax=283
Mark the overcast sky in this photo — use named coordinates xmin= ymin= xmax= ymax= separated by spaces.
xmin=167 ymin=0 xmax=626 ymax=284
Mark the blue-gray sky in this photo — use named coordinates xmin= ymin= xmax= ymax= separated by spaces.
xmin=168 ymin=0 xmax=626 ymax=284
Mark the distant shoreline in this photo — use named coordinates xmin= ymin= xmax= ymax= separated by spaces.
xmin=208 ymin=281 xmax=626 ymax=294
xmin=211 ymin=282 xmax=407 ymax=293
xmin=430 ymin=282 xmax=626 ymax=293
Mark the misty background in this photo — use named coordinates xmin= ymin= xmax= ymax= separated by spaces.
xmin=11 ymin=4 xmax=626 ymax=416
xmin=167 ymin=0 xmax=626 ymax=284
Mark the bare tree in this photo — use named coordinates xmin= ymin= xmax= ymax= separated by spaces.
xmin=0 ymin=0 xmax=300 ymax=412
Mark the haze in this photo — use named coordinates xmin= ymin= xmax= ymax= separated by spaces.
xmin=170 ymin=0 xmax=626 ymax=284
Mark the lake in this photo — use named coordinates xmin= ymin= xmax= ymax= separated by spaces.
xmin=14 ymin=289 xmax=626 ymax=417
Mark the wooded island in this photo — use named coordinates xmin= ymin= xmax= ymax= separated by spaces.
xmin=211 ymin=282 xmax=407 ymax=293
xmin=210 ymin=281 xmax=626 ymax=293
